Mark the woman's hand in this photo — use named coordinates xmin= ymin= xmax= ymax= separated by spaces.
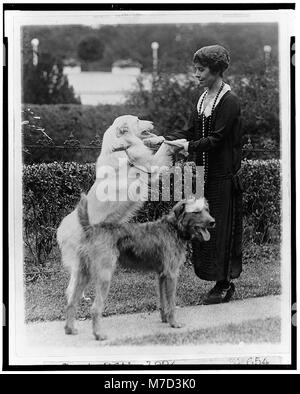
xmin=164 ymin=139 xmax=189 ymax=151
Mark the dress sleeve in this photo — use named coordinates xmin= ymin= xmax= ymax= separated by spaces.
xmin=188 ymin=94 xmax=240 ymax=153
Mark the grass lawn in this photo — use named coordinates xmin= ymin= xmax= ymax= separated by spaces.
xmin=25 ymin=244 xmax=281 ymax=323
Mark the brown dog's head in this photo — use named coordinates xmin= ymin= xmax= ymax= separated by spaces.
xmin=172 ymin=196 xmax=215 ymax=241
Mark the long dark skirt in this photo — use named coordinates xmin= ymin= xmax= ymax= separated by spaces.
xmin=192 ymin=177 xmax=243 ymax=281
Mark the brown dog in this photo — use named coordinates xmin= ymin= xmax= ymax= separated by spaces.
xmin=64 ymin=194 xmax=215 ymax=340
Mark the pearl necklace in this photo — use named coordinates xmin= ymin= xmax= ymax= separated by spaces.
xmin=198 ymin=81 xmax=225 ymax=183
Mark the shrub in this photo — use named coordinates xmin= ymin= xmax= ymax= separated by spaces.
xmin=126 ymin=69 xmax=280 ymax=149
xmin=23 ymin=162 xmax=95 ymax=265
xmin=23 ymin=159 xmax=280 ymax=265
xmin=22 ymin=53 xmax=80 ymax=105
xmin=22 ymin=104 xmax=125 ymax=145
xmin=77 ymin=35 xmax=105 ymax=71
xmin=22 ymin=64 xmax=279 ymax=163
xmin=22 ymin=104 xmax=130 ymax=163
xmin=229 ymin=63 xmax=280 ymax=148
xmin=125 ymin=74 xmax=200 ymax=136
xmin=241 ymin=159 xmax=281 ymax=244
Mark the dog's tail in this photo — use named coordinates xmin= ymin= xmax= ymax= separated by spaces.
xmin=77 ymin=194 xmax=92 ymax=235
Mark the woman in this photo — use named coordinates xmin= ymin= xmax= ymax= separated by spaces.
xmin=164 ymin=45 xmax=243 ymax=304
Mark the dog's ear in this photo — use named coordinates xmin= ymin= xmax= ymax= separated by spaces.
xmin=185 ymin=196 xmax=207 ymax=213
xmin=116 ymin=124 xmax=129 ymax=136
xmin=185 ymin=195 xmax=198 ymax=213
xmin=171 ymin=200 xmax=186 ymax=219
xmin=116 ymin=122 xmax=129 ymax=137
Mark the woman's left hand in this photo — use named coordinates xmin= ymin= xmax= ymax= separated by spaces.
xmin=164 ymin=139 xmax=189 ymax=151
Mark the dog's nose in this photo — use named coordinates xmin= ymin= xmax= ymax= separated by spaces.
xmin=208 ymin=219 xmax=215 ymax=228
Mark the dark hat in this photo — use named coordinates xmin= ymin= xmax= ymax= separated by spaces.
xmin=193 ymin=45 xmax=230 ymax=74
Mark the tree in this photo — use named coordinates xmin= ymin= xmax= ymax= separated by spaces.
xmin=77 ymin=35 xmax=105 ymax=63
xmin=22 ymin=52 xmax=80 ymax=104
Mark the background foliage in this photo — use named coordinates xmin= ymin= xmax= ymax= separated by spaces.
xmin=77 ymin=34 xmax=106 ymax=71
xmin=22 ymin=23 xmax=278 ymax=72
xmin=22 ymin=52 xmax=80 ymax=105
xmin=23 ymin=60 xmax=280 ymax=164
xmin=22 ymin=23 xmax=280 ymax=149
xmin=23 ymin=159 xmax=280 ymax=266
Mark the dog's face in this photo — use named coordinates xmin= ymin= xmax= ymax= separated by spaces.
xmin=106 ymin=115 xmax=156 ymax=164
xmin=114 ymin=115 xmax=155 ymax=143
xmin=173 ymin=197 xmax=215 ymax=241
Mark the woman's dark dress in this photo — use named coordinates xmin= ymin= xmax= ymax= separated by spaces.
xmin=168 ymin=90 xmax=243 ymax=281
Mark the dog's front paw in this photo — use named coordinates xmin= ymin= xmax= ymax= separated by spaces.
xmin=64 ymin=326 xmax=78 ymax=335
xmin=160 ymin=311 xmax=169 ymax=323
xmin=94 ymin=333 xmax=108 ymax=341
xmin=143 ymin=136 xmax=165 ymax=149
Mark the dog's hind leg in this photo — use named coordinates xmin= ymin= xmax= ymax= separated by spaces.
xmin=91 ymin=255 xmax=116 ymax=341
xmin=64 ymin=258 xmax=90 ymax=335
xmin=158 ymin=274 xmax=168 ymax=323
xmin=165 ymin=272 xmax=183 ymax=328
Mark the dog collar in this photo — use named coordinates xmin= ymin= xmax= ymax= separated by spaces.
xmin=128 ymin=160 xmax=153 ymax=175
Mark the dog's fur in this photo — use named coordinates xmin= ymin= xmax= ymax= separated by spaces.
xmin=57 ymin=115 xmax=178 ymax=298
xmin=64 ymin=194 xmax=215 ymax=340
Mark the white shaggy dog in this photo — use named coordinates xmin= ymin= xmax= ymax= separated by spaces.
xmin=57 ymin=115 xmax=177 ymax=301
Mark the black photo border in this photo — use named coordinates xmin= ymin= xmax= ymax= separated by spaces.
xmin=2 ymin=2 xmax=296 ymax=373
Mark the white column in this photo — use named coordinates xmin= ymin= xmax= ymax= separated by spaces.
xmin=31 ymin=38 xmax=39 ymax=66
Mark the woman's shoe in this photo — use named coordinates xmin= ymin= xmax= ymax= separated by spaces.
xmin=203 ymin=282 xmax=235 ymax=305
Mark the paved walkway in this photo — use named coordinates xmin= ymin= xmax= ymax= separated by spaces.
xmin=17 ymin=295 xmax=281 ymax=361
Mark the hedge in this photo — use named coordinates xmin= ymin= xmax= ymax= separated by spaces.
xmin=23 ymin=67 xmax=279 ymax=148
xmin=22 ymin=103 xmax=152 ymax=164
xmin=22 ymin=104 xmax=127 ymax=145
xmin=23 ymin=159 xmax=280 ymax=266
xmin=22 ymin=66 xmax=280 ymax=163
